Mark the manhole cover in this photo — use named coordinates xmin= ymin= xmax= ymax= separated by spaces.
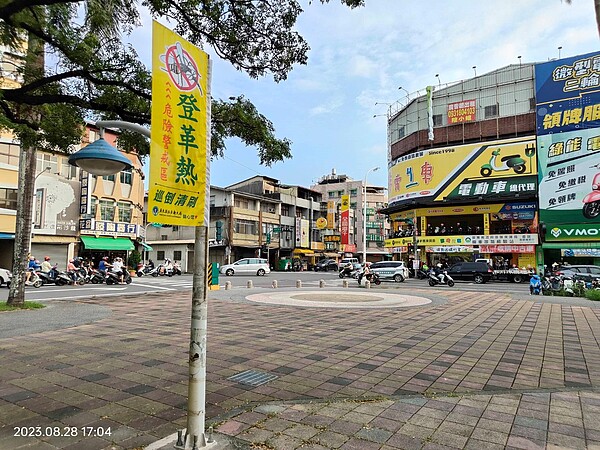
xmin=228 ymin=370 xmax=278 ymax=387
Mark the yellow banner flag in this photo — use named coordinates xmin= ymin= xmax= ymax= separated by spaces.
xmin=148 ymin=21 xmax=210 ymax=226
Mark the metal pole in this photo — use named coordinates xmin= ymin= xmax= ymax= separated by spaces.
xmin=186 ymin=225 xmax=209 ymax=446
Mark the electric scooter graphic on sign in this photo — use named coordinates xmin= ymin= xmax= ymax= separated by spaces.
xmin=480 ymin=149 xmax=526 ymax=177
xmin=583 ymin=165 xmax=600 ymax=219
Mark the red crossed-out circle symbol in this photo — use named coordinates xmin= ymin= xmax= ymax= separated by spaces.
xmin=162 ymin=42 xmax=201 ymax=92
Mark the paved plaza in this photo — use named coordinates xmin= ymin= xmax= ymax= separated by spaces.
xmin=1 ymin=285 xmax=600 ymax=449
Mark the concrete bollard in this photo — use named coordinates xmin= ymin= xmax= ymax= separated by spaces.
xmin=247 ymin=280 xmax=253 ymax=289
xmin=319 ymin=279 xmax=325 ymax=288
xmin=365 ymin=280 xmax=371 ymax=289
xmin=343 ymin=280 xmax=348 ymax=288
xmin=225 ymin=281 xmax=231 ymax=290
xmin=272 ymin=280 xmax=278 ymax=289
xmin=296 ymin=280 xmax=302 ymax=288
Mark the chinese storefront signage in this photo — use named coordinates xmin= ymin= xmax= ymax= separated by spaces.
xmin=535 ymin=51 xmax=600 ymax=236
xmin=340 ymin=194 xmax=350 ymax=245
xmin=388 ymin=136 xmax=537 ymax=208
xmin=448 ymin=99 xmax=476 ymax=124
xmin=479 ymin=245 xmax=536 ymax=253
xmin=148 ymin=21 xmax=210 ymax=226
xmin=79 ymin=219 xmax=139 ymax=238
xmin=384 ymin=233 xmax=538 ymax=248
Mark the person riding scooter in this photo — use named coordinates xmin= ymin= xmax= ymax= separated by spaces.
xmin=339 ymin=262 xmax=354 ymax=278
xmin=433 ymin=263 xmax=446 ymax=284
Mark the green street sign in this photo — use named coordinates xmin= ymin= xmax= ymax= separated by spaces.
xmin=151 ymin=223 xmax=163 ymax=227
xmin=272 ymin=227 xmax=281 ymax=233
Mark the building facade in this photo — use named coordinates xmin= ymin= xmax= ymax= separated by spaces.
xmin=0 ymin=125 xmax=146 ymax=270
xmin=310 ymin=169 xmax=388 ymax=263
xmin=383 ymin=63 xmax=540 ymax=270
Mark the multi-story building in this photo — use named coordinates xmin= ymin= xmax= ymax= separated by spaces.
xmin=382 ymin=63 xmax=539 ymax=270
xmin=310 ymin=169 xmax=388 ymax=263
xmin=0 ymin=124 xmax=145 ymax=269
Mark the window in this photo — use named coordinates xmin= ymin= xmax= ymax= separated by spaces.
xmin=120 ymin=168 xmax=133 ymax=185
xmin=234 ymin=198 xmax=250 ymax=209
xmin=161 ymin=235 xmax=168 ymax=240
xmin=90 ymin=197 xmax=98 ymax=218
xmin=397 ymin=126 xmax=405 ymax=139
xmin=350 ymin=202 xmax=357 ymax=209
xmin=234 ymin=219 xmax=257 ymax=235
xmin=529 ymin=97 xmax=536 ymax=111
xmin=0 ymin=143 xmax=20 ymax=165
xmin=433 ymin=114 xmax=443 ymax=126
xmin=350 ymin=189 xmax=358 ymax=197
xmin=210 ymin=195 xmax=215 ymax=207
xmin=484 ymin=104 xmax=499 ymax=118
xmin=102 ymin=174 xmax=116 ymax=182
xmin=117 ymin=201 xmax=132 ymax=223
xmin=172 ymin=225 xmax=179 ymax=231
xmin=60 ymin=158 xmax=78 ymax=179
xmin=99 ymin=200 xmax=115 ymax=221
xmin=173 ymin=251 xmax=182 ymax=261
xmin=36 ymin=153 xmax=58 ymax=175
xmin=157 ymin=251 xmax=165 ymax=260
xmin=281 ymin=205 xmax=290 ymax=217
xmin=328 ymin=191 xmax=336 ymax=199
xmin=0 ymin=187 xmax=18 ymax=210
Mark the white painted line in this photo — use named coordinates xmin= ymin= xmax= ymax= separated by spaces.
xmin=40 ymin=287 xmax=128 ymax=293
xmin=129 ymin=282 xmax=176 ymax=291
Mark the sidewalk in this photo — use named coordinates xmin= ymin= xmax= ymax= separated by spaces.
xmin=1 ymin=286 xmax=600 ymax=449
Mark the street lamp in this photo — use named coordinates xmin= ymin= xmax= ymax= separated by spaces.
xmin=363 ymin=166 xmax=379 ymax=264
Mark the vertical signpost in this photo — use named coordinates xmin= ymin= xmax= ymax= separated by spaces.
xmin=340 ymin=195 xmax=350 ymax=252
xmin=150 ymin=21 xmax=211 ymax=448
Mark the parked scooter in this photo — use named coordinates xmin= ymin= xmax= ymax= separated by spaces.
xmin=583 ymin=165 xmax=600 ymax=219
xmin=173 ymin=261 xmax=182 ymax=275
xmin=427 ymin=269 xmax=455 ymax=287
xmin=136 ymin=263 xmax=154 ymax=277
xmin=480 ymin=149 xmax=526 ymax=177
xmin=529 ymin=274 xmax=542 ymax=295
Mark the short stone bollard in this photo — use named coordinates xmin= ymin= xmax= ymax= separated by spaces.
xmin=225 ymin=281 xmax=231 ymax=290
xmin=272 ymin=280 xmax=278 ymax=289
xmin=247 ymin=280 xmax=253 ymax=289
xmin=296 ymin=280 xmax=302 ymax=288
xmin=319 ymin=279 xmax=325 ymax=288
xmin=343 ymin=280 xmax=348 ymax=288
xmin=365 ymin=280 xmax=371 ymax=289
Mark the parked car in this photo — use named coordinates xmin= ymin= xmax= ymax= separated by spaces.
xmin=369 ymin=261 xmax=410 ymax=282
xmin=446 ymin=261 xmax=494 ymax=284
xmin=553 ymin=265 xmax=600 ymax=282
xmin=220 ymin=258 xmax=270 ymax=276
xmin=314 ymin=259 xmax=339 ymax=271
xmin=0 ymin=267 xmax=11 ymax=287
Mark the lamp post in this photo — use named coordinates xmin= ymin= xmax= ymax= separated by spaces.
xmin=69 ymin=120 xmax=212 ymax=448
xmin=362 ymin=166 xmax=379 ymax=264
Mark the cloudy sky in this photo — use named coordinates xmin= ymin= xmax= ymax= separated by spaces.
xmin=131 ymin=0 xmax=598 ymax=190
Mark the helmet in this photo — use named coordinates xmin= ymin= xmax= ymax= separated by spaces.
xmin=69 ymin=259 xmax=74 ymax=263
xmin=34 ymin=260 xmax=40 ymax=264
xmin=44 ymin=256 xmax=50 ymax=261
xmin=437 ymin=263 xmax=443 ymax=268
xmin=103 ymin=256 xmax=109 ymax=260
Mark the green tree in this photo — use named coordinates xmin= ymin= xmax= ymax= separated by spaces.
xmin=0 ymin=0 xmax=365 ymax=305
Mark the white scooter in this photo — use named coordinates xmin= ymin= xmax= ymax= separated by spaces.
xmin=427 ymin=270 xmax=455 ymax=287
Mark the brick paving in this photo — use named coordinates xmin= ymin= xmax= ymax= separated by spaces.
xmin=1 ymin=287 xmax=600 ymax=449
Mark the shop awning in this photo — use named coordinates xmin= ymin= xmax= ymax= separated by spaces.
xmin=0 ymin=232 xmax=14 ymax=239
xmin=293 ymin=249 xmax=314 ymax=255
xmin=81 ymin=236 xmax=135 ymax=251
xmin=542 ymin=242 xmax=600 ymax=249
xmin=141 ymin=242 xmax=153 ymax=251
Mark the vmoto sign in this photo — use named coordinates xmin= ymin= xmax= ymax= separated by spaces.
xmin=546 ymin=223 xmax=600 ymax=241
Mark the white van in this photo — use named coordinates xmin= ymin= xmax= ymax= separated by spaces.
xmin=340 ymin=257 xmax=359 ymax=266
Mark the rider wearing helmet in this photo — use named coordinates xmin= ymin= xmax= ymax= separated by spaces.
xmin=41 ymin=256 xmax=52 ymax=273
xmin=98 ymin=256 xmax=111 ymax=274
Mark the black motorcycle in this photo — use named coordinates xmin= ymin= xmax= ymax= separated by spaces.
xmin=105 ymin=269 xmax=132 ymax=285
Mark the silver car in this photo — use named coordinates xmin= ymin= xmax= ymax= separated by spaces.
xmin=369 ymin=261 xmax=409 ymax=282
xmin=220 ymin=258 xmax=270 ymax=276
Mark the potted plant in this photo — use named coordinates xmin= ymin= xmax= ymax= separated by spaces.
xmin=129 ymin=250 xmax=141 ymax=276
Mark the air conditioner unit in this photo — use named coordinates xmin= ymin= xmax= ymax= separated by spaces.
xmin=268 ymin=208 xmax=275 ymax=213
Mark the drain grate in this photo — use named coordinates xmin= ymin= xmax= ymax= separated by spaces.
xmin=228 ymin=370 xmax=278 ymax=387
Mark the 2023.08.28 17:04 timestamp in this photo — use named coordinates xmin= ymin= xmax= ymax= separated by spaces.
xmin=14 ymin=426 xmax=111 ymax=438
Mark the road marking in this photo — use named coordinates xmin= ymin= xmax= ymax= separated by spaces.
xmin=130 ymin=282 xmax=176 ymax=291
xmin=39 ymin=287 xmax=128 ymax=293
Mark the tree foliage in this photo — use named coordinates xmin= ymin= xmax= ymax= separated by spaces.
xmin=0 ymin=0 xmax=364 ymax=164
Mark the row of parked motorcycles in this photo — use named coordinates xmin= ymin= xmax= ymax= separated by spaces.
xmin=27 ymin=264 xmax=133 ymax=287
xmin=135 ymin=261 xmax=182 ymax=278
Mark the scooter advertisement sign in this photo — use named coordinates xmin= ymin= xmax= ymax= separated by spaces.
xmin=387 ymin=136 xmax=537 ymax=208
xmin=537 ymin=127 xmax=600 ymax=229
